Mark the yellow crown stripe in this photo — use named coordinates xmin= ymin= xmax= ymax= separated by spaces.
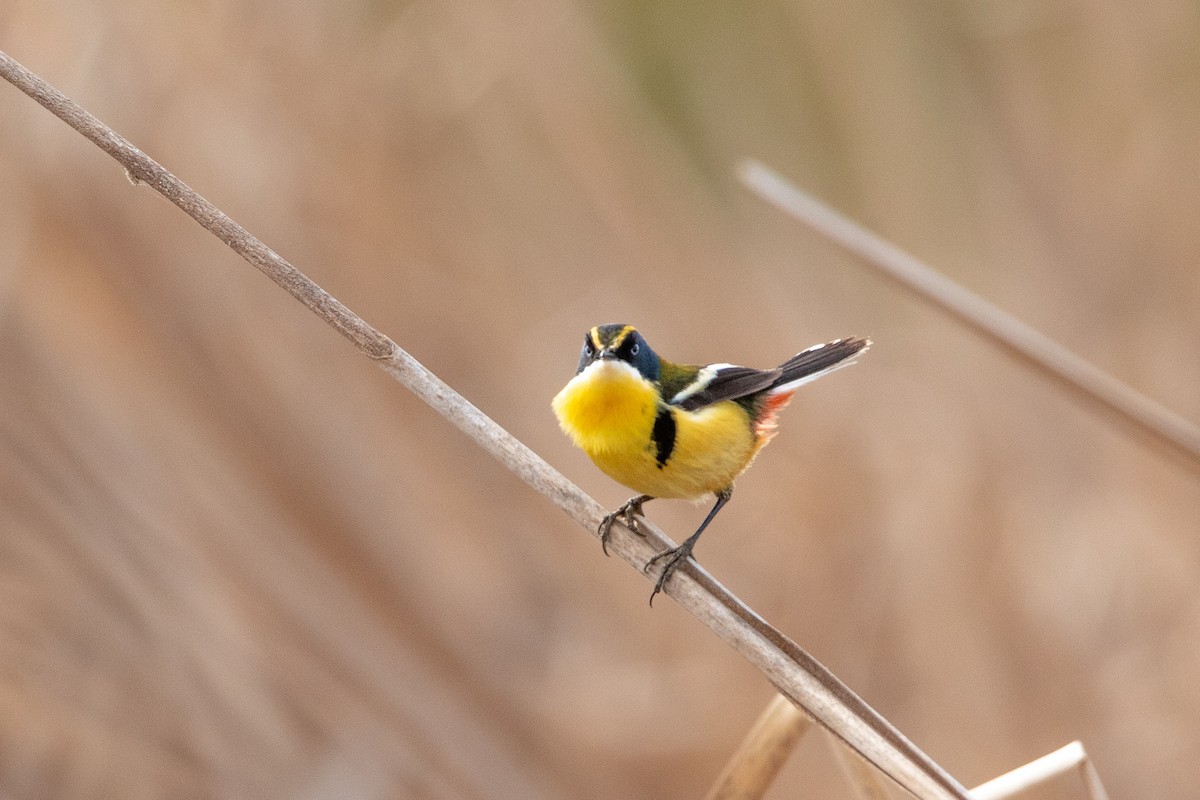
xmin=590 ymin=324 xmax=637 ymax=350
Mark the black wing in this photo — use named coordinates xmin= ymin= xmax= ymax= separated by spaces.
xmin=671 ymin=365 xmax=782 ymax=411
xmin=669 ymin=336 xmax=870 ymax=411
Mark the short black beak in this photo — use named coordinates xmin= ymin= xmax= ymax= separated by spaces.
xmin=598 ymin=349 xmax=619 ymax=360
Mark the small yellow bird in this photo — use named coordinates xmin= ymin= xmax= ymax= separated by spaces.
xmin=553 ymin=324 xmax=870 ymax=603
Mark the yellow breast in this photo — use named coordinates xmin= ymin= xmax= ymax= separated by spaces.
xmin=552 ymin=361 xmax=759 ymax=500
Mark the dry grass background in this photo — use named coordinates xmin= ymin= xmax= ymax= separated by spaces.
xmin=1 ymin=1 xmax=1198 ymax=798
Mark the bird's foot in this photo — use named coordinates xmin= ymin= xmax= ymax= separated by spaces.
xmin=598 ymin=494 xmax=652 ymax=555
xmin=643 ymin=540 xmax=695 ymax=606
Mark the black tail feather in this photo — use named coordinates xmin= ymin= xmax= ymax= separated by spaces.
xmin=773 ymin=336 xmax=871 ymax=390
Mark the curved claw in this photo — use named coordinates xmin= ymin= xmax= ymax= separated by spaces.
xmin=597 ymin=511 xmax=621 ymax=556
xmin=644 ymin=542 xmax=693 ymax=606
xmin=597 ymin=494 xmax=652 ymax=556
xmin=642 ymin=487 xmax=731 ymax=606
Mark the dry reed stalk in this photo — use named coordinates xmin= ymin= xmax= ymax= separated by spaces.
xmin=739 ymin=159 xmax=1200 ymax=471
xmin=971 ymin=741 xmax=1109 ymax=800
xmin=827 ymin=729 xmax=891 ymax=800
xmin=0 ymin=49 xmax=974 ymax=800
xmin=703 ymin=693 xmax=810 ymax=800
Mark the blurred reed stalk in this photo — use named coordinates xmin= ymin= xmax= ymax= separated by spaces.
xmin=703 ymin=693 xmax=810 ymax=800
xmin=740 ymin=159 xmax=1200 ymax=471
xmin=971 ymin=741 xmax=1109 ymax=800
xmin=706 ymin=693 xmax=1109 ymax=800
xmin=828 ymin=727 xmax=892 ymax=800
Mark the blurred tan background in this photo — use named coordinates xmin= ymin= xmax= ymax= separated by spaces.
xmin=2 ymin=1 xmax=1198 ymax=798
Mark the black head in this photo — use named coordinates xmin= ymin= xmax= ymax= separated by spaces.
xmin=576 ymin=324 xmax=661 ymax=382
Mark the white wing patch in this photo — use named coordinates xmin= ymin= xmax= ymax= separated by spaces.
xmin=668 ymin=363 xmax=737 ymax=406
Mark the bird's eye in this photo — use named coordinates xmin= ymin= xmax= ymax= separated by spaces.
xmin=583 ymin=339 xmax=595 ymax=357
xmin=630 ymin=342 xmax=640 ymax=356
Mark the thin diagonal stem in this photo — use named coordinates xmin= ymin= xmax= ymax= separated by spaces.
xmin=971 ymin=741 xmax=1109 ymax=800
xmin=704 ymin=694 xmax=810 ymax=800
xmin=739 ymin=159 xmax=1200 ymax=470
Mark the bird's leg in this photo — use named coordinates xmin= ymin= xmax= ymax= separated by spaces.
xmin=644 ymin=487 xmax=732 ymax=605
xmin=598 ymin=494 xmax=654 ymax=556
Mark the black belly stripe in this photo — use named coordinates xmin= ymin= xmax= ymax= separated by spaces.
xmin=652 ymin=407 xmax=676 ymax=468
